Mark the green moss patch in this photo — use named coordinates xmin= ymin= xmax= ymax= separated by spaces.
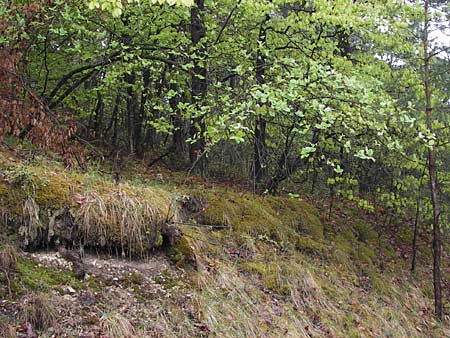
xmin=16 ymin=258 xmax=83 ymax=292
xmin=191 ymin=190 xmax=323 ymax=249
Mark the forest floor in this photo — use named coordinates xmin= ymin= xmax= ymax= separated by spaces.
xmin=0 ymin=140 xmax=449 ymax=338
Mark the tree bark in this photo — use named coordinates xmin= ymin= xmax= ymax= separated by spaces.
xmin=411 ymin=169 xmax=425 ymax=273
xmin=253 ymin=15 xmax=269 ymax=186
xmin=125 ymin=71 xmax=138 ymax=155
xmin=135 ymin=68 xmax=151 ymax=156
xmin=167 ymin=55 xmax=186 ymax=159
xmin=189 ymin=0 xmax=207 ymax=176
xmin=423 ymin=0 xmax=442 ymax=320
xmin=93 ymin=90 xmax=104 ymax=137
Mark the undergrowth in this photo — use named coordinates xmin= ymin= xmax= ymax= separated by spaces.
xmin=0 ymin=145 xmax=449 ymax=337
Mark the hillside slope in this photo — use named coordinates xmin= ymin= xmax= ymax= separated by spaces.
xmin=0 ymin=143 xmax=449 ymax=338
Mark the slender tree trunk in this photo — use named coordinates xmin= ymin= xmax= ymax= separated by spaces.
xmin=111 ymin=94 xmax=120 ymax=148
xmin=423 ymin=0 xmax=442 ymax=320
xmin=167 ymin=55 xmax=185 ymax=159
xmin=410 ymin=193 xmax=421 ymax=273
xmin=93 ymin=90 xmax=104 ymax=138
xmin=328 ymin=184 xmax=334 ymax=221
xmin=189 ymin=0 xmax=207 ymax=176
xmin=135 ymin=68 xmax=150 ymax=157
xmin=171 ymin=83 xmax=185 ymax=158
xmin=106 ymin=91 xmax=120 ymax=140
xmin=253 ymin=15 xmax=269 ymax=185
xmin=144 ymin=68 xmax=166 ymax=149
xmin=125 ymin=72 xmax=138 ymax=155
xmin=267 ymin=125 xmax=294 ymax=193
xmin=411 ymin=170 xmax=425 ymax=273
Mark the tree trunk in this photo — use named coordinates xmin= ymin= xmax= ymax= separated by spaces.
xmin=189 ymin=0 xmax=207 ymax=176
xmin=171 ymin=83 xmax=185 ymax=159
xmin=410 ymin=192 xmax=421 ymax=273
xmin=411 ymin=170 xmax=425 ymax=273
xmin=125 ymin=72 xmax=138 ymax=155
xmin=423 ymin=0 xmax=442 ymax=320
xmin=135 ymin=68 xmax=151 ymax=156
xmin=93 ymin=90 xmax=104 ymax=138
xmin=253 ymin=15 xmax=269 ymax=186
xmin=106 ymin=91 xmax=120 ymax=146
xmin=168 ymin=55 xmax=186 ymax=159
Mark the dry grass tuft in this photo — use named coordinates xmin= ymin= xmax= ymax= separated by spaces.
xmin=20 ymin=292 xmax=56 ymax=330
xmin=0 ymin=244 xmax=17 ymax=273
xmin=76 ymin=185 xmax=173 ymax=256
xmin=0 ymin=244 xmax=18 ymax=295
xmin=19 ymin=197 xmax=43 ymax=246
xmin=0 ymin=323 xmax=17 ymax=338
xmin=101 ymin=312 xmax=137 ymax=338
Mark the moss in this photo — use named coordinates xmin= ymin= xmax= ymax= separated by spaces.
xmin=167 ymin=236 xmax=196 ymax=268
xmin=329 ymin=239 xmax=357 ymax=271
xmin=0 ymin=164 xmax=76 ymax=225
xmin=266 ymin=196 xmax=323 ymax=239
xmin=33 ymin=172 xmax=73 ymax=210
xmin=339 ymin=230 xmax=357 ymax=242
xmin=353 ymin=222 xmax=377 ymax=243
xmin=192 ymin=190 xmax=323 ymax=250
xmin=367 ymin=271 xmax=390 ymax=295
xmin=356 ymin=245 xmax=376 ymax=266
xmin=241 ymin=261 xmax=266 ymax=276
xmin=16 ymin=258 xmax=83 ymax=292
xmin=261 ymin=262 xmax=289 ymax=295
xmin=397 ymin=226 xmax=413 ymax=245
xmin=0 ymin=182 xmax=26 ymax=216
xmin=294 ymin=235 xmax=324 ymax=255
xmin=241 ymin=259 xmax=290 ymax=295
xmin=1 ymin=155 xmax=176 ymax=255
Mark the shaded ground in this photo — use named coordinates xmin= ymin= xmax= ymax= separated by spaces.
xmin=0 ymin=142 xmax=449 ymax=337
xmin=1 ymin=250 xmax=205 ymax=337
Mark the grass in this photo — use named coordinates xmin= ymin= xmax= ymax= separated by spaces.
xmin=101 ymin=312 xmax=137 ymax=338
xmin=0 ymin=244 xmax=18 ymax=295
xmin=0 ymin=143 xmax=449 ymax=337
xmin=0 ymin=323 xmax=17 ymax=338
xmin=76 ymin=185 xmax=172 ymax=256
xmin=0 ymin=244 xmax=17 ymax=273
xmin=19 ymin=292 xmax=56 ymax=330
xmin=0 ymin=152 xmax=175 ymax=256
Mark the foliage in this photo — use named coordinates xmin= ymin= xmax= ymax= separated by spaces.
xmin=0 ymin=0 xmax=449 ymax=321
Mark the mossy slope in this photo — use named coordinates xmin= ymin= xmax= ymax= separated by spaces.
xmin=0 ymin=145 xmax=449 ymax=337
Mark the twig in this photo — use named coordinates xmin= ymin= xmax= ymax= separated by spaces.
xmin=168 ymin=221 xmax=231 ymax=229
xmin=184 ymin=148 xmax=208 ymax=184
xmin=213 ymin=0 xmax=242 ymax=46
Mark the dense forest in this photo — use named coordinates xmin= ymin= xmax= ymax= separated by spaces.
xmin=0 ymin=0 xmax=449 ymax=337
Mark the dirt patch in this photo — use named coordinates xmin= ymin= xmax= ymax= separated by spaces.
xmin=2 ymin=251 xmax=199 ymax=337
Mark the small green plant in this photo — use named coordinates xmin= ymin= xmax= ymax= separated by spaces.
xmin=7 ymin=166 xmax=36 ymax=196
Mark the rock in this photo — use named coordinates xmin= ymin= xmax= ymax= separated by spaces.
xmin=58 ymin=246 xmax=86 ymax=279
xmin=62 ymin=286 xmax=76 ymax=294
